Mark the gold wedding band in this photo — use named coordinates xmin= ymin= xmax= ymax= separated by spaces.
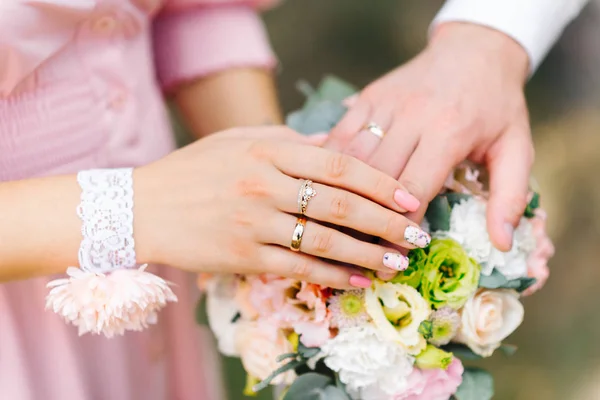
xmin=365 ymin=122 xmax=385 ymax=139
xmin=297 ymin=179 xmax=317 ymax=215
xmin=290 ymin=217 xmax=307 ymax=252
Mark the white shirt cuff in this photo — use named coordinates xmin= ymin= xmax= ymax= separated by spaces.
xmin=432 ymin=0 xmax=588 ymax=73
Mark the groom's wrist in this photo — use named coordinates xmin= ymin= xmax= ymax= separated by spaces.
xmin=429 ymin=22 xmax=530 ymax=86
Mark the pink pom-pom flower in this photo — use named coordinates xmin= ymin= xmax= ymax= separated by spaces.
xmin=46 ymin=265 xmax=177 ymax=337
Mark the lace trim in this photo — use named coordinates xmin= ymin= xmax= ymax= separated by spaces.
xmin=77 ymin=168 xmax=136 ymax=273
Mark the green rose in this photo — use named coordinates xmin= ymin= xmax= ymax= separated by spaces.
xmin=391 ymin=248 xmax=426 ymax=288
xmin=420 ymin=238 xmax=480 ymax=309
xmin=415 ymin=344 xmax=454 ymax=370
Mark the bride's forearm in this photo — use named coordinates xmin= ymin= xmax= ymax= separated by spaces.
xmin=173 ymin=67 xmax=282 ymax=138
xmin=0 ymin=175 xmax=81 ymax=281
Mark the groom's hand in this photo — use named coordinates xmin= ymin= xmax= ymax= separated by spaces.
xmin=324 ymin=22 xmax=532 ymax=252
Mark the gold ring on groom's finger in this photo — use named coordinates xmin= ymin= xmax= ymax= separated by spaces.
xmin=297 ymin=179 xmax=317 ymax=215
xmin=364 ymin=122 xmax=385 ymax=139
xmin=290 ymin=217 xmax=307 ymax=252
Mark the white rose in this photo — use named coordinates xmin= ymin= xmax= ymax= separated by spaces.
xmin=321 ymin=325 xmax=414 ymax=397
xmin=364 ymin=281 xmax=430 ymax=354
xmin=234 ymin=322 xmax=296 ymax=385
xmin=455 ymin=289 xmax=524 ymax=357
xmin=205 ymin=274 xmax=240 ymax=356
xmin=449 ymin=198 xmax=534 ymax=279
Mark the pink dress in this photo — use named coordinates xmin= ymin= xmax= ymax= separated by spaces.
xmin=0 ymin=1 xmax=275 ymax=399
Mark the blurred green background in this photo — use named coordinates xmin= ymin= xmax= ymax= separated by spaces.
xmin=187 ymin=1 xmax=600 ymax=399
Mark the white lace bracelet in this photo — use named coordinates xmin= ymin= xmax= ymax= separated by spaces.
xmin=46 ymin=168 xmax=176 ymax=337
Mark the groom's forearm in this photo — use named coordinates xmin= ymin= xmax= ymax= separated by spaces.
xmin=173 ymin=67 xmax=282 ymax=139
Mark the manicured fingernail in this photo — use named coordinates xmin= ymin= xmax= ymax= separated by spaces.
xmin=349 ymin=274 xmax=372 ymax=288
xmin=404 ymin=226 xmax=431 ymax=248
xmin=383 ymin=253 xmax=409 ymax=271
xmin=343 ymin=94 xmax=359 ymax=108
xmin=394 ymin=189 xmax=420 ymax=212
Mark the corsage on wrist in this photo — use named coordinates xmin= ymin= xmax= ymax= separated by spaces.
xmin=46 ymin=168 xmax=176 ymax=337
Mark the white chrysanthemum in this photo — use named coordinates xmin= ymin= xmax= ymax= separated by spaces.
xmin=321 ymin=325 xmax=414 ymax=397
xmin=448 ymin=198 xmax=535 ymax=279
xmin=46 ymin=265 xmax=177 ymax=338
xmin=205 ymin=274 xmax=241 ymax=357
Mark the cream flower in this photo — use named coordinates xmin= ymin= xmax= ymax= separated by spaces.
xmin=448 ymin=198 xmax=535 ymax=279
xmin=205 ymin=274 xmax=241 ymax=356
xmin=455 ymin=289 xmax=524 ymax=357
xmin=234 ymin=322 xmax=296 ymax=386
xmin=364 ymin=281 xmax=430 ymax=354
xmin=321 ymin=325 xmax=414 ymax=397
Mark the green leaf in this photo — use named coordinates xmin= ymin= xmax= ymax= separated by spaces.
xmin=254 ymin=359 xmax=304 ymax=392
xmin=524 ymin=192 xmax=540 ymax=218
xmin=443 ymin=193 xmax=472 ymax=207
xmin=418 ymin=320 xmax=433 ymax=339
xmin=276 ymin=353 xmax=299 ymax=362
xmin=231 ymin=312 xmax=241 ymax=323
xmin=194 ymin=295 xmax=208 ymax=326
xmin=283 ymin=373 xmax=333 ymax=400
xmin=479 ymin=269 xmax=537 ymax=292
xmin=322 ymin=385 xmax=351 ymax=400
xmin=499 ymin=343 xmax=518 ymax=356
xmin=441 ymin=343 xmax=482 ymax=361
xmin=298 ymin=343 xmax=321 ymax=359
xmin=454 ymin=368 xmax=494 ymax=400
xmin=425 ymin=196 xmax=452 ymax=232
xmin=285 ymin=76 xmax=357 ymax=135
xmin=307 ymin=75 xmax=357 ymax=106
xmin=286 ymin=102 xmax=347 ymax=134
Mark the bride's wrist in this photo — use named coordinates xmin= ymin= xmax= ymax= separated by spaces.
xmin=132 ymin=166 xmax=161 ymax=265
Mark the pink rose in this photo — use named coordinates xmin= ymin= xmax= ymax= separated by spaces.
xmin=235 ymin=275 xmax=298 ymax=321
xmin=234 ymin=277 xmax=332 ymax=347
xmin=397 ymin=358 xmax=464 ymax=400
xmin=234 ymin=322 xmax=296 ymax=385
xmin=522 ymin=210 xmax=555 ymax=296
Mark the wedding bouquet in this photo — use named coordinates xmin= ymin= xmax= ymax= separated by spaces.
xmin=197 ymin=77 xmax=554 ymax=400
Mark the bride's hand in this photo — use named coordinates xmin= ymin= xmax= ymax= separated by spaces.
xmin=133 ymin=126 xmax=429 ymax=289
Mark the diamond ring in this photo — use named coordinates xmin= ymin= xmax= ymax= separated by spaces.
xmin=365 ymin=122 xmax=385 ymax=139
xmin=297 ymin=179 xmax=317 ymax=215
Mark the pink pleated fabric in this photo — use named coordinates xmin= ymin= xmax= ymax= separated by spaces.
xmin=0 ymin=1 xmax=276 ymax=399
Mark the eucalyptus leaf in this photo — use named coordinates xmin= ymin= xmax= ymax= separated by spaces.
xmin=283 ymin=373 xmax=332 ymax=400
xmin=322 ymin=385 xmax=351 ymax=400
xmin=425 ymin=196 xmax=452 ymax=232
xmin=454 ymin=368 xmax=494 ymax=400
xmin=499 ymin=343 xmax=518 ymax=356
xmin=277 ymin=353 xmax=299 ymax=362
xmin=479 ymin=269 xmax=537 ymax=292
xmin=441 ymin=343 xmax=482 ymax=361
xmin=307 ymin=75 xmax=357 ymax=105
xmin=298 ymin=343 xmax=321 ymax=359
xmin=286 ymin=102 xmax=347 ymax=134
xmin=254 ymin=359 xmax=304 ymax=392
xmin=286 ymin=76 xmax=357 ymax=134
